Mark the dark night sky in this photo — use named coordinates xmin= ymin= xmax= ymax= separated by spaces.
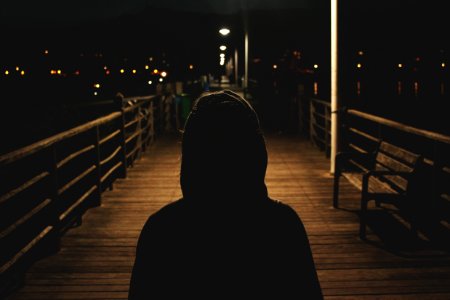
xmin=2 ymin=0 xmax=324 ymax=22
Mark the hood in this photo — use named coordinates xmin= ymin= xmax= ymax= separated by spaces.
xmin=180 ymin=90 xmax=268 ymax=203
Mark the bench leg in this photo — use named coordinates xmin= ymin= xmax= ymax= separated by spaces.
xmin=359 ymin=194 xmax=368 ymax=240
xmin=360 ymin=175 xmax=370 ymax=240
xmin=333 ymin=172 xmax=340 ymax=208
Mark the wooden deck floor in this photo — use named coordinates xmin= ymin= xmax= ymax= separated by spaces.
xmin=7 ymin=134 xmax=450 ymax=299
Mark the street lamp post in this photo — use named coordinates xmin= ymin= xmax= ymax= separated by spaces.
xmin=219 ymin=27 xmax=247 ymax=89
xmin=331 ymin=0 xmax=340 ymax=174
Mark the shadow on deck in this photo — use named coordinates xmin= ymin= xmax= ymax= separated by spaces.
xmin=7 ymin=134 xmax=450 ymax=299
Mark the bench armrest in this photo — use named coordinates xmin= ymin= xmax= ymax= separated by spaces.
xmin=364 ymin=170 xmax=412 ymax=178
xmin=362 ymin=170 xmax=413 ymax=191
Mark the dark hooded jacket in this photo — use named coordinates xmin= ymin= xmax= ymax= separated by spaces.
xmin=128 ymin=90 xmax=323 ymax=299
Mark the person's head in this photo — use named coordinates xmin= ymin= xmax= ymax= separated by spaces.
xmin=180 ymin=90 xmax=267 ymax=202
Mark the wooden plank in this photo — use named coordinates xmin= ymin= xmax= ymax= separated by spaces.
xmin=0 ymin=199 xmax=51 ymax=239
xmin=57 ymin=145 xmax=95 ymax=169
xmin=58 ymin=166 xmax=96 ymax=196
xmin=100 ymin=146 xmax=122 ymax=166
xmin=99 ymin=130 xmax=120 ymax=145
xmin=0 ymin=172 xmax=49 ymax=205
xmin=59 ymin=186 xmax=97 ymax=221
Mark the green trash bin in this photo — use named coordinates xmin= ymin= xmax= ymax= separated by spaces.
xmin=178 ymin=93 xmax=192 ymax=128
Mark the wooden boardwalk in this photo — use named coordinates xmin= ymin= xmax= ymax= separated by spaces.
xmin=7 ymin=134 xmax=450 ymax=299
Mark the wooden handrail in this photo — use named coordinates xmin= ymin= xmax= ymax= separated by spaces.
xmin=0 ymin=94 xmax=157 ymax=283
xmin=347 ymin=109 xmax=450 ymax=145
xmin=311 ymin=98 xmax=331 ymax=108
xmin=0 ymin=112 xmax=122 ymax=165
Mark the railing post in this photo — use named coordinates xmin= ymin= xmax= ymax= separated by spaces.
xmin=309 ymin=100 xmax=315 ymax=144
xmin=137 ymin=104 xmax=143 ymax=160
xmin=325 ymin=106 xmax=331 ymax=158
xmin=93 ymin=126 xmax=102 ymax=206
xmin=50 ymin=146 xmax=60 ymax=228
xmin=119 ymin=108 xmax=128 ymax=178
xmin=148 ymin=101 xmax=155 ymax=145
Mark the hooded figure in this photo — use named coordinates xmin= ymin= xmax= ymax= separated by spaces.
xmin=128 ymin=90 xmax=322 ymax=299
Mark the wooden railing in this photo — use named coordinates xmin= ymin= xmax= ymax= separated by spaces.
xmin=342 ymin=109 xmax=450 ymax=239
xmin=0 ymin=95 xmax=155 ymax=286
xmin=309 ymin=98 xmax=332 ymax=157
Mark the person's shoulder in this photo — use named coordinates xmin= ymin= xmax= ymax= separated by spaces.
xmin=267 ymin=198 xmax=303 ymax=222
xmin=141 ymin=199 xmax=185 ymax=230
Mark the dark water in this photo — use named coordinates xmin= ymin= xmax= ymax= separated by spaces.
xmin=309 ymin=80 xmax=450 ymax=136
xmin=1 ymin=76 xmax=449 ymax=156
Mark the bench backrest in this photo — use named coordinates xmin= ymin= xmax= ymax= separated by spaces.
xmin=374 ymin=141 xmax=422 ymax=194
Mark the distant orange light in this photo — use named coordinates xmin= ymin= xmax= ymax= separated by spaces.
xmin=357 ymin=63 xmax=362 ymax=69
xmin=398 ymin=63 xmax=403 ymax=68
xmin=44 ymin=50 xmax=49 ymax=55
xmin=313 ymin=64 xmax=319 ymax=69
xmin=189 ymin=64 xmax=194 ymax=70
xmin=75 ymin=70 xmax=80 ymax=75
xmin=442 ymin=63 xmax=446 ymax=68
xmin=153 ymin=69 xmax=158 ymax=74
xmin=273 ymin=64 xmax=278 ymax=69
xmin=15 ymin=67 xmax=20 ymax=71
xmin=50 ymin=70 xmax=56 ymax=75
xmin=103 ymin=66 xmax=108 ymax=70
xmin=358 ymin=51 xmax=364 ymax=56
xmin=106 ymin=70 xmax=110 ymax=75
xmin=20 ymin=70 xmax=25 ymax=76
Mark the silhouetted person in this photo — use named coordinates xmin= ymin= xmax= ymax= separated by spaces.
xmin=128 ymin=90 xmax=323 ymax=299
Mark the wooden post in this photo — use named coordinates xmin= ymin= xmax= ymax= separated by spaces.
xmin=325 ymin=106 xmax=331 ymax=158
xmin=331 ymin=0 xmax=339 ymax=174
xmin=93 ymin=126 xmax=102 ymax=206
xmin=137 ymin=105 xmax=143 ymax=160
xmin=120 ymin=109 xmax=128 ymax=178
xmin=50 ymin=146 xmax=60 ymax=228
xmin=309 ymin=101 xmax=315 ymax=145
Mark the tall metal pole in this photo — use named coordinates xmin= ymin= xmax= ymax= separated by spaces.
xmin=243 ymin=2 xmax=249 ymax=91
xmin=244 ymin=29 xmax=249 ymax=90
xmin=331 ymin=0 xmax=339 ymax=174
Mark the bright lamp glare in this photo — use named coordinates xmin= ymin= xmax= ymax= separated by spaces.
xmin=219 ymin=28 xmax=230 ymax=36
xmin=220 ymin=53 xmax=225 ymax=58
xmin=219 ymin=45 xmax=227 ymax=51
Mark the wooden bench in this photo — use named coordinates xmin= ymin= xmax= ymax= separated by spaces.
xmin=333 ymin=141 xmax=423 ymax=239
